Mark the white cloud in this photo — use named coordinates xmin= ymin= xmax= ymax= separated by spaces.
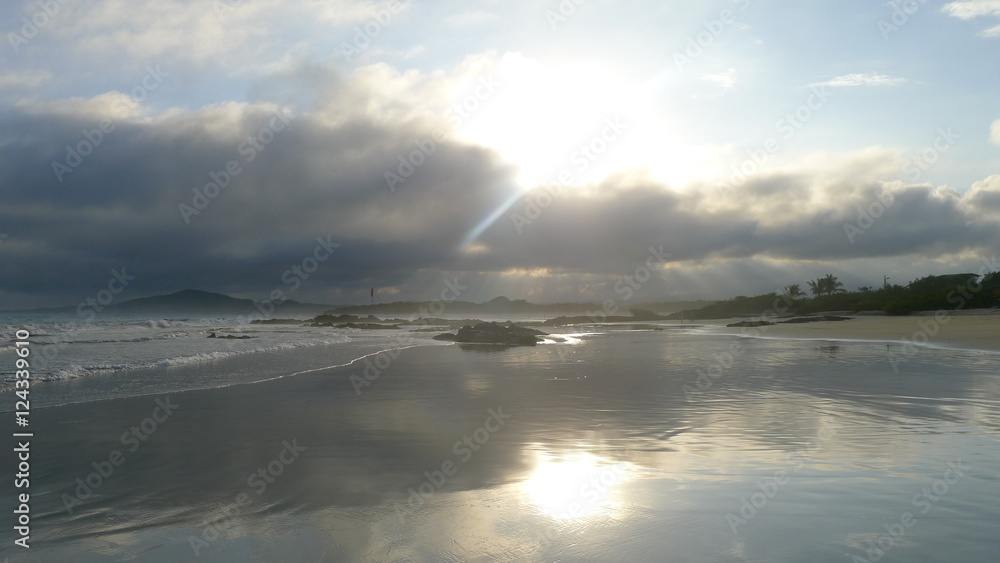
xmin=305 ymin=0 xmax=411 ymax=25
xmin=942 ymin=0 xmax=1000 ymax=19
xmin=41 ymin=0 xmax=410 ymax=75
xmin=13 ymin=91 xmax=147 ymax=119
xmin=0 ymin=70 xmax=52 ymax=90
xmin=3 ymin=62 xmax=999 ymax=305
xmin=809 ymin=72 xmax=906 ymax=88
xmin=962 ymin=174 xmax=1000 ymax=220
xmin=943 ymin=0 xmax=1000 ymax=36
xmin=991 ymin=119 xmax=1000 ymax=144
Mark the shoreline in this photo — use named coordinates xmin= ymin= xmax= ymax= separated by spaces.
xmin=1 ymin=334 xmax=447 ymax=412
xmin=697 ymin=313 xmax=1000 ymax=353
xmin=10 ymin=310 xmax=998 ymax=412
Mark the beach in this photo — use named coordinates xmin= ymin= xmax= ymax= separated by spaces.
xmin=7 ymin=1 xmax=1000 ymax=560
xmin=709 ymin=311 xmax=1000 ymax=353
xmin=2 ymin=317 xmax=999 ymax=562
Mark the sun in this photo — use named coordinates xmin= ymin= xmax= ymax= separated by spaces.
xmin=450 ymin=54 xmax=719 ymax=191
xmin=453 ymin=54 xmax=726 ymax=250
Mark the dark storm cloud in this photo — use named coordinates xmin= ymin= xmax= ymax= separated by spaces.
xmin=0 ymin=96 xmax=518 ymax=306
xmin=1 ymin=78 xmax=999 ymax=308
xmin=481 ymin=173 xmax=999 ymax=271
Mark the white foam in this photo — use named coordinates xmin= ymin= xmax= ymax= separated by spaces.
xmin=42 ymin=336 xmax=351 ymax=381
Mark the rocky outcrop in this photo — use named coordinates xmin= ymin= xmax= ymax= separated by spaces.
xmin=250 ymin=319 xmax=305 ymax=325
xmin=726 ymin=320 xmax=775 ymax=328
xmin=207 ymin=332 xmax=254 ymax=339
xmin=335 ymin=323 xmax=399 ymax=329
xmin=726 ymin=315 xmax=851 ymax=328
xmin=433 ymin=322 xmax=547 ymax=345
xmin=779 ymin=315 xmax=851 ymax=324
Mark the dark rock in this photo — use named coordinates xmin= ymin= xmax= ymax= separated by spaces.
xmin=433 ymin=322 xmax=547 ymax=345
xmin=726 ymin=320 xmax=775 ymax=328
xmin=779 ymin=316 xmax=851 ymax=324
xmin=335 ymin=323 xmax=400 ymax=330
xmin=207 ymin=332 xmax=254 ymax=339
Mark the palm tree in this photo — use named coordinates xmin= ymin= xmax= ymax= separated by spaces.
xmin=784 ymin=284 xmax=805 ymax=299
xmin=822 ymin=273 xmax=845 ymax=295
xmin=807 ymin=279 xmax=823 ymax=297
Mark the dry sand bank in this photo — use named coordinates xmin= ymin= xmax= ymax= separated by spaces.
xmin=702 ymin=311 xmax=1000 ymax=352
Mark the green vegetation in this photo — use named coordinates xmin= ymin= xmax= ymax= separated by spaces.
xmin=668 ymin=272 xmax=1000 ymax=319
xmin=806 ymin=274 xmax=846 ymax=296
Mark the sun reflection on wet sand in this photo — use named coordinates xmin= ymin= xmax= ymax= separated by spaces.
xmin=521 ymin=448 xmax=632 ymax=521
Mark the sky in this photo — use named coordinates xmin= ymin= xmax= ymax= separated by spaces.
xmin=1 ymin=0 xmax=999 ymax=309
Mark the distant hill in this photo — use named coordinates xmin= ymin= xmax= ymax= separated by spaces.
xmin=111 ymin=289 xmax=253 ymax=313
xmin=6 ymin=289 xmax=335 ymax=316
xmin=110 ymin=289 xmax=333 ymax=315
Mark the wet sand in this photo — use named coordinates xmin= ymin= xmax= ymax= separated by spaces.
xmin=4 ymin=329 xmax=1000 ymax=562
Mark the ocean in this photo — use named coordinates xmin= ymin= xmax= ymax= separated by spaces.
xmin=1 ymin=313 xmax=999 ymax=562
